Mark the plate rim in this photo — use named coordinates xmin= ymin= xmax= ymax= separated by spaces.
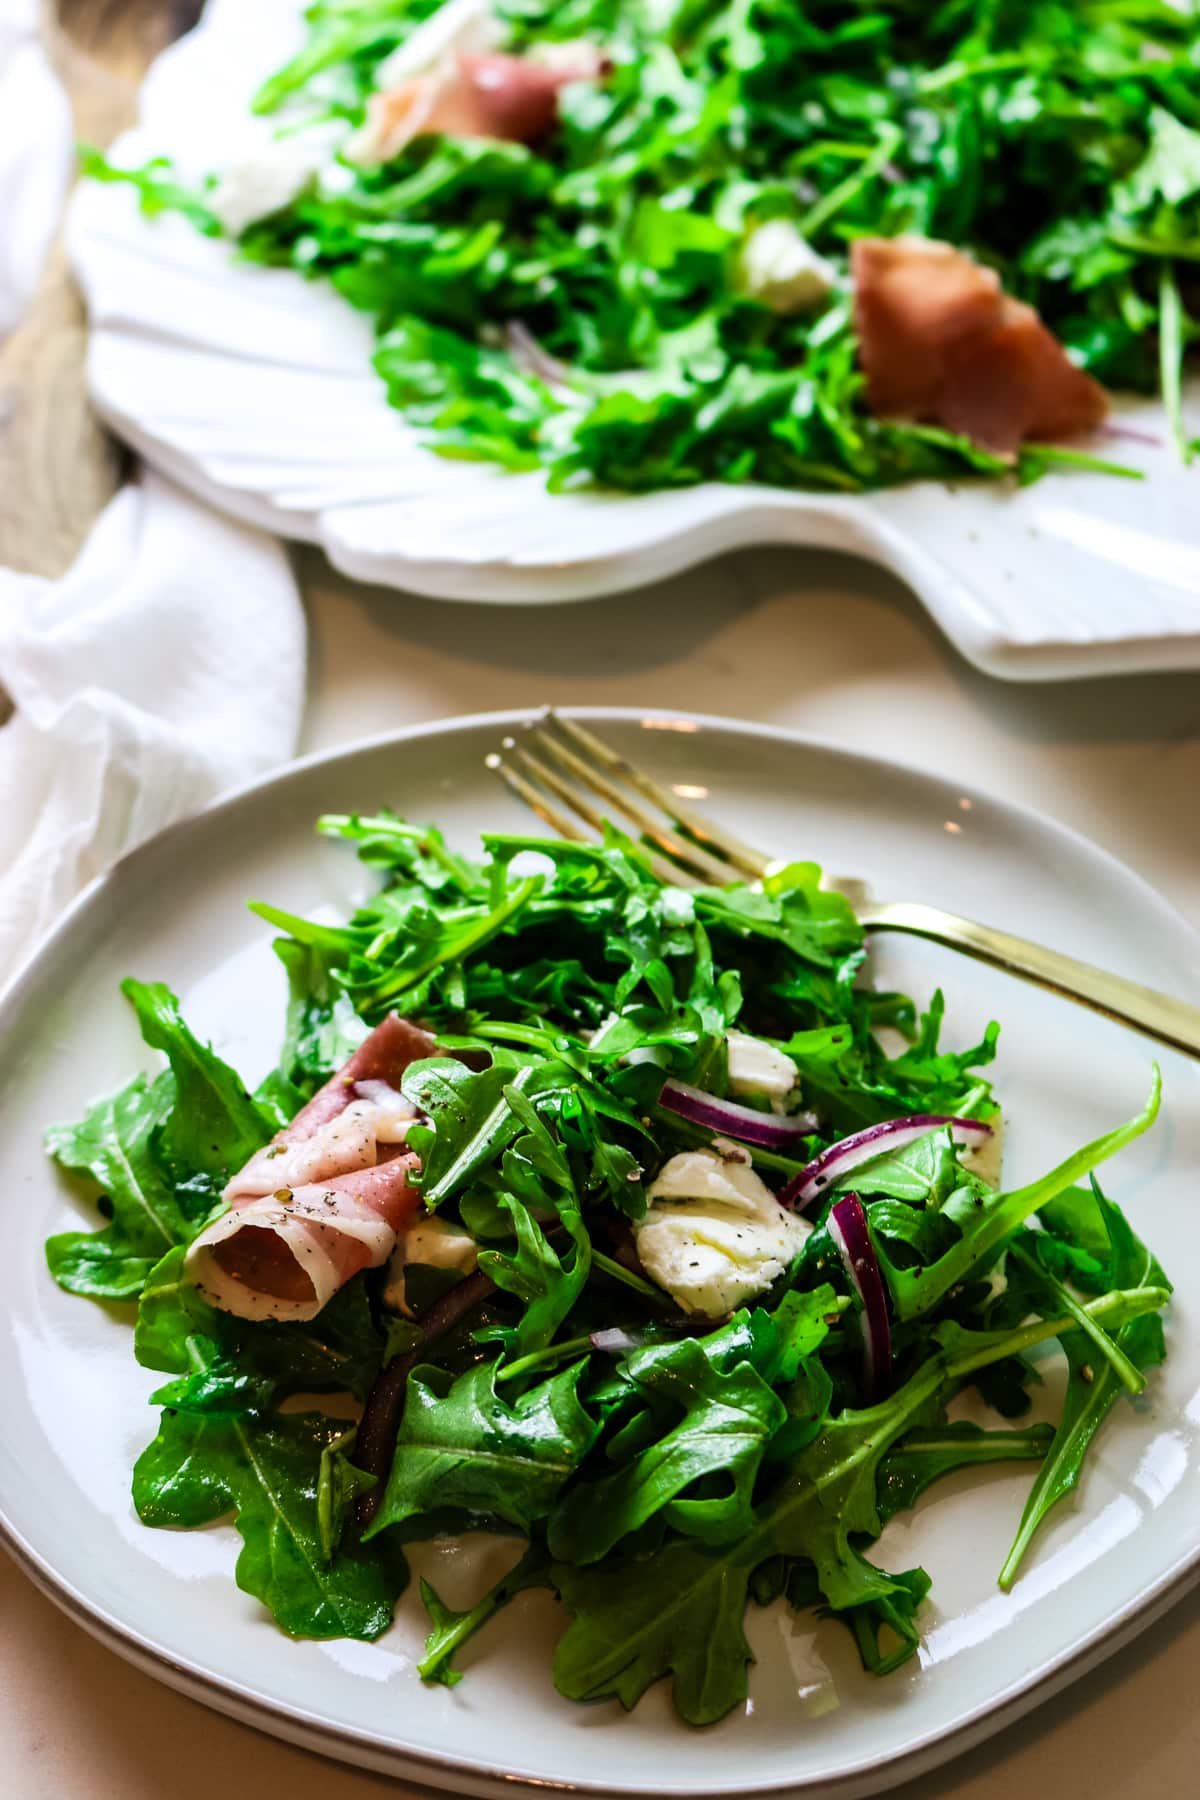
xmin=73 ymin=294 xmax=1200 ymax=686
xmin=3 ymin=702 xmax=1199 ymax=1798
xmin=65 ymin=376 xmax=1200 ymax=684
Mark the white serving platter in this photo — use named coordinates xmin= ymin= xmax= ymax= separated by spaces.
xmin=65 ymin=0 xmax=1200 ymax=683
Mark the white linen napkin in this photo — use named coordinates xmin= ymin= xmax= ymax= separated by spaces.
xmin=0 ymin=471 xmax=306 ymax=979
xmin=0 ymin=0 xmax=73 ymax=337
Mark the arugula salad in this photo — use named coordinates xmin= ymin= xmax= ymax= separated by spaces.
xmin=44 ymin=811 xmax=1171 ymax=1725
xmin=88 ymin=0 xmax=1199 ymax=495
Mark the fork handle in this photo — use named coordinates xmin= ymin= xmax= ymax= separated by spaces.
xmin=860 ymin=900 xmax=1200 ymax=1060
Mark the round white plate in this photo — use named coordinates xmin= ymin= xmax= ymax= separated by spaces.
xmin=2 ymin=707 xmax=1199 ymax=1798
xmin=65 ymin=0 xmax=1200 ymax=684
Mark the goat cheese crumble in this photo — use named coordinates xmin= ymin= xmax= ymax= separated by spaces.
xmin=635 ymin=1138 xmax=812 ymax=1316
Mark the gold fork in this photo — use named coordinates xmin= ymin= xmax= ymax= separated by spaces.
xmin=486 ymin=709 xmax=1200 ymax=1061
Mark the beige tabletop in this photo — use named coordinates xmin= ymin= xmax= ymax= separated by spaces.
xmin=3 ymin=541 xmax=1199 ymax=1798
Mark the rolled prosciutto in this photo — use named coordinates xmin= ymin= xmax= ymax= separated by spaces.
xmin=851 ymin=235 xmax=1108 ymax=456
xmin=348 ymin=47 xmax=604 ymax=166
xmin=185 ymin=1015 xmax=436 ymax=1323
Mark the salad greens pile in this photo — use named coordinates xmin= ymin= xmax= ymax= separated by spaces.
xmin=88 ymin=0 xmax=1198 ymax=494
xmin=44 ymin=812 xmax=1171 ymax=1725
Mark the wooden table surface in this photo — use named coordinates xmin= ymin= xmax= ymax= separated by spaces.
xmin=0 ymin=0 xmax=198 ymax=578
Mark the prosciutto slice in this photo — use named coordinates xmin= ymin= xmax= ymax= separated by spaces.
xmin=349 ymin=47 xmax=603 ymax=166
xmin=185 ymin=1015 xmax=436 ymax=1323
xmin=851 ymin=235 xmax=1108 ymax=456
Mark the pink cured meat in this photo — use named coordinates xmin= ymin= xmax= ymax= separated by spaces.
xmin=184 ymin=1015 xmax=436 ymax=1322
xmin=456 ymin=52 xmax=588 ymax=141
xmin=851 ymin=235 xmax=1108 ymax=456
xmin=351 ymin=47 xmax=604 ymax=165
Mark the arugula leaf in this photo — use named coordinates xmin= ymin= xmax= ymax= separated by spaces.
xmin=782 ymin=1556 xmax=932 ymax=1677
xmin=364 ymin=1360 xmax=599 ymax=1538
xmin=78 ymin=145 xmax=218 ymax=232
xmin=253 ymin=1065 xmax=309 ymax=1131
xmin=755 ymin=1286 xmax=844 ymax=1383
xmin=134 ymin=1245 xmax=222 ymax=1370
xmin=272 ymin=935 xmax=369 ymax=1092
xmin=1008 ymin=1237 xmax=1146 ymax=1396
xmin=876 ymin=1421 xmax=1054 ymax=1524
xmin=359 ymin=876 xmax=543 ymax=1010
xmin=251 ymin=0 xmax=430 ymax=115
xmin=548 ymin=1337 xmax=786 ymax=1560
xmin=478 ymin=1193 xmax=592 ymax=1360
xmin=120 ymin=979 xmax=273 ymax=1177
xmin=553 ymin=1536 xmax=758 ymax=1726
xmin=47 ymin=981 xmax=277 ymax=1301
xmin=45 ymin=1070 xmax=189 ymax=1299
xmin=774 ymin=990 xmax=998 ymax=1136
xmin=877 ymin=990 xmax=1000 ymax=1109
xmin=999 ymin=1180 xmax=1171 ymax=1587
xmin=149 ymin=1353 xmax=277 ymax=1418
xmin=876 ymin=1071 xmax=1162 ymax=1319
xmin=695 ymin=863 xmax=862 ymax=970
xmin=404 ymin=1060 xmax=571 ymax=1206
xmin=1115 ymin=108 xmax=1200 ymax=213
xmin=574 ymin=1088 xmax=646 ymax=1217
xmin=839 ymin=1127 xmax=967 ymax=1205
xmin=133 ymin=1247 xmax=384 ymax=1400
xmin=552 ymin=1282 xmax=1167 ymax=1722
xmin=317 ymin=1428 xmax=377 ymax=1563
xmin=134 ymin=1408 xmax=238 ymax=1528
xmin=134 ymin=1402 xmax=403 ymax=1639
xmin=244 ymin=1278 xmax=386 ymax=1400
xmin=472 ymin=1091 xmax=593 ymax=1359
xmin=319 ymin=810 xmax=483 ymax=894
xmin=843 ymin=1566 xmax=932 ymax=1677
xmin=1036 ymin=1186 xmax=1117 ymax=1288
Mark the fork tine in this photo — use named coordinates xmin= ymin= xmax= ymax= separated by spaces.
xmin=504 ymin=737 xmax=610 ymax=837
xmin=547 ymin=711 xmax=769 ymax=880
xmin=485 ymin=751 xmax=590 ymax=844
xmin=487 ymin=745 xmax=684 ymax=886
xmin=524 ymin=719 xmax=740 ymax=886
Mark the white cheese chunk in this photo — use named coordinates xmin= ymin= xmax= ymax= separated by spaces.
xmin=645 ymin=1139 xmax=777 ymax=1212
xmin=525 ymin=37 xmax=603 ymax=75
xmin=738 ymin=220 xmax=837 ymax=315
xmin=725 ymin=1029 xmax=798 ymax=1099
xmin=209 ymin=134 xmax=331 ymax=236
xmin=372 ymin=0 xmax=501 ymax=90
xmin=383 ymin=1215 xmax=479 ymax=1316
xmin=636 ymin=1140 xmax=813 ymax=1317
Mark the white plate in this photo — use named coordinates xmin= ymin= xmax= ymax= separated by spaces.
xmin=65 ymin=0 xmax=1200 ymax=685
xmin=3 ymin=707 xmax=1200 ymax=1798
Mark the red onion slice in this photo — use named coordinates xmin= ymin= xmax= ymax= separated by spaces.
xmin=659 ymin=1078 xmax=820 ymax=1149
xmin=355 ymin=1269 xmax=495 ymax=1530
xmin=589 ymin=1326 xmax=651 ymax=1354
xmin=1099 ymin=422 xmax=1162 ymax=448
xmin=828 ymin=1192 xmax=892 ymax=1402
xmin=504 ymin=320 xmax=573 ymax=392
xmin=779 ymin=1113 xmax=993 ymax=1211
